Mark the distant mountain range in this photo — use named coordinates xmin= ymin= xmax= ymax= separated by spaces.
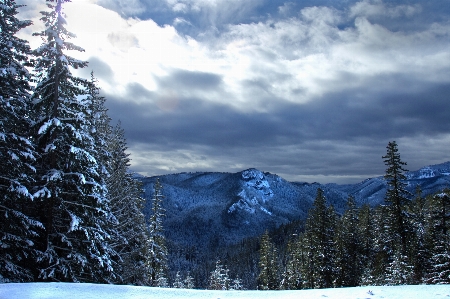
xmin=138 ymin=161 xmax=450 ymax=254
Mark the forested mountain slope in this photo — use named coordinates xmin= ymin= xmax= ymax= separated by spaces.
xmin=140 ymin=162 xmax=450 ymax=248
xmin=138 ymin=161 xmax=450 ymax=286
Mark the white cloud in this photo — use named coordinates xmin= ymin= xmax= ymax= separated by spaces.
xmin=17 ymin=0 xmax=450 ymax=110
xmin=13 ymin=0 xmax=450 ymax=182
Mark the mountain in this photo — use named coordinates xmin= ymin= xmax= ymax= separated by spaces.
xmin=330 ymin=161 xmax=450 ymax=205
xmin=138 ymin=161 xmax=450 ymax=284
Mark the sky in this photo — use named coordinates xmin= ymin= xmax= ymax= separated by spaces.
xmin=1 ymin=283 xmax=449 ymax=299
xmin=15 ymin=0 xmax=450 ymax=184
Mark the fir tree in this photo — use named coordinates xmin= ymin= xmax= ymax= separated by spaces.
xmin=426 ymin=192 xmax=450 ymax=284
xmin=147 ymin=178 xmax=169 ymax=286
xmin=173 ymin=271 xmax=184 ymax=288
xmin=209 ymin=260 xmax=230 ymax=290
xmin=334 ymin=196 xmax=362 ymax=287
xmin=258 ymin=230 xmax=278 ymax=290
xmin=231 ymin=276 xmax=244 ymax=290
xmin=30 ymin=0 xmax=117 ymax=282
xmin=0 ymin=0 xmax=41 ymax=282
xmin=382 ymin=141 xmax=411 ymax=254
xmin=280 ymin=237 xmax=303 ymax=290
xmin=384 ymin=250 xmax=414 ymax=285
xmin=358 ymin=204 xmax=376 ymax=286
xmin=304 ymin=188 xmax=336 ymax=289
xmin=183 ymin=272 xmax=195 ymax=289
xmin=408 ymin=186 xmax=429 ymax=283
xmin=107 ymin=123 xmax=151 ymax=285
xmin=369 ymin=205 xmax=392 ymax=285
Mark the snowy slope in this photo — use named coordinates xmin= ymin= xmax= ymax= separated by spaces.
xmin=1 ymin=283 xmax=449 ymax=299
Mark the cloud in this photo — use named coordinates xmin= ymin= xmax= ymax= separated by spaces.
xmin=350 ymin=0 xmax=422 ymax=19
xmin=107 ymin=31 xmax=139 ymax=51
xmin=14 ymin=0 xmax=450 ymax=183
xmin=96 ymin=0 xmax=146 ymax=16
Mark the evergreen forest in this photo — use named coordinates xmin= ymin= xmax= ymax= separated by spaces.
xmin=1 ymin=0 xmax=449 ymax=290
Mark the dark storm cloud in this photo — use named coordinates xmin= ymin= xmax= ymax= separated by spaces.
xmin=79 ymin=57 xmax=114 ymax=83
xmin=102 ymin=67 xmax=450 ymax=182
xmin=157 ymin=69 xmax=223 ymax=90
xmin=16 ymin=0 xmax=444 ymax=183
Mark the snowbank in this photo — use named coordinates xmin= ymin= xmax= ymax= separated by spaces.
xmin=1 ymin=283 xmax=449 ymax=299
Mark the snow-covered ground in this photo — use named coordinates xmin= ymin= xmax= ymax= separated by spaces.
xmin=0 ymin=283 xmax=449 ymax=299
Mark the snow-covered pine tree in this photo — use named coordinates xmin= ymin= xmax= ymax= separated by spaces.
xmin=183 ymin=272 xmax=195 ymax=289
xmin=30 ymin=0 xmax=117 ymax=282
xmin=258 ymin=230 xmax=278 ymax=290
xmin=334 ymin=196 xmax=363 ymax=287
xmin=369 ymin=205 xmax=392 ymax=285
xmin=304 ymin=188 xmax=336 ymax=289
xmin=382 ymin=141 xmax=411 ymax=254
xmin=408 ymin=186 xmax=429 ymax=283
xmin=426 ymin=192 xmax=450 ymax=284
xmin=86 ymin=72 xmax=110 ymax=181
xmin=147 ymin=178 xmax=169 ymax=287
xmin=106 ymin=122 xmax=151 ymax=285
xmin=358 ymin=204 xmax=376 ymax=286
xmin=230 ymin=276 xmax=244 ymax=290
xmin=384 ymin=250 xmax=414 ymax=285
xmin=172 ymin=271 xmax=184 ymax=288
xmin=209 ymin=260 xmax=230 ymax=290
xmin=280 ymin=237 xmax=303 ymax=290
xmin=0 ymin=0 xmax=42 ymax=282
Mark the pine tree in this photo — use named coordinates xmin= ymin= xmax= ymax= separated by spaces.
xmin=231 ymin=276 xmax=244 ymax=290
xmin=280 ymin=237 xmax=303 ymax=290
xmin=334 ymin=196 xmax=362 ymax=287
xmin=426 ymin=192 xmax=450 ymax=284
xmin=384 ymin=250 xmax=414 ymax=285
xmin=358 ymin=204 xmax=376 ymax=286
xmin=304 ymin=188 xmax=336 ymax=289
xmin=209 ymin=260 xmax=230 ymax=290
xmin=408 ymin=186 xmax=429 ymax=283
xmin=382 ymin=141 xmax=411 ymax=254
xmin=107 ymin=123 xmax=151 ymax=285
xmin=173 ymin=271 xmax=184 ymax=288
xmin=369 ymin=205 xmax=392 ymax=285
xmin=183 ymin=272 xmax=195 ymax=289
xmin=258 ymin=230 xmax=278 ymax=290
xmin=0 ymin=0 xmax=41 ymax=282
xmin=147 ymin=178 xmax=169 ymax=286
xmin=30 ymin=0 xmax=117 ymax=282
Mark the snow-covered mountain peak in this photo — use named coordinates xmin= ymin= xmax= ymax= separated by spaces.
xmin=228 ymin=169 xmax=274 ymax=216
xmin=417 ymin=167 xmax=436 ymax=179
xmin=406 ymin=162 xmax=450 ymax=180
xmin=240 ymin=168 xmax=274 ymax=198
xmin=241 ymin=168 xmax=264 ymax=180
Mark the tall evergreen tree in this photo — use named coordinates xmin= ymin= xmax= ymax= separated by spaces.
xmin=408 ymin=186 xmax=429 ymax=283
xmin=258 ymin=230 xmax=279 ymax=290
xmin=147 ymin=178 xmax=169 ymax=286
xmin=358 ymin=204 xmax=376 ymax=285
xmin=208 ymin=260 xmax=230 ymax=290
xmin=334 ymin=196 xmax=362 ymax=287
xmin=107 ymin=123 xmax=151 ymax=285
xmin=0 ymin=0 xmax=41 ymax=282
xmin=426 ymin=192 xmax=450 ymax=284
xmin=304 ymin=188 xmax=336 ymax=289
xmin=30 ymin=0 xmax=118 ymax=282
xmin=280 ymin=237 xmax=303 ymax=290
xmin=382 ymin=141 xmax=411 ymax=254
xmin=368 ymin=205 xmax=392 ymax=285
